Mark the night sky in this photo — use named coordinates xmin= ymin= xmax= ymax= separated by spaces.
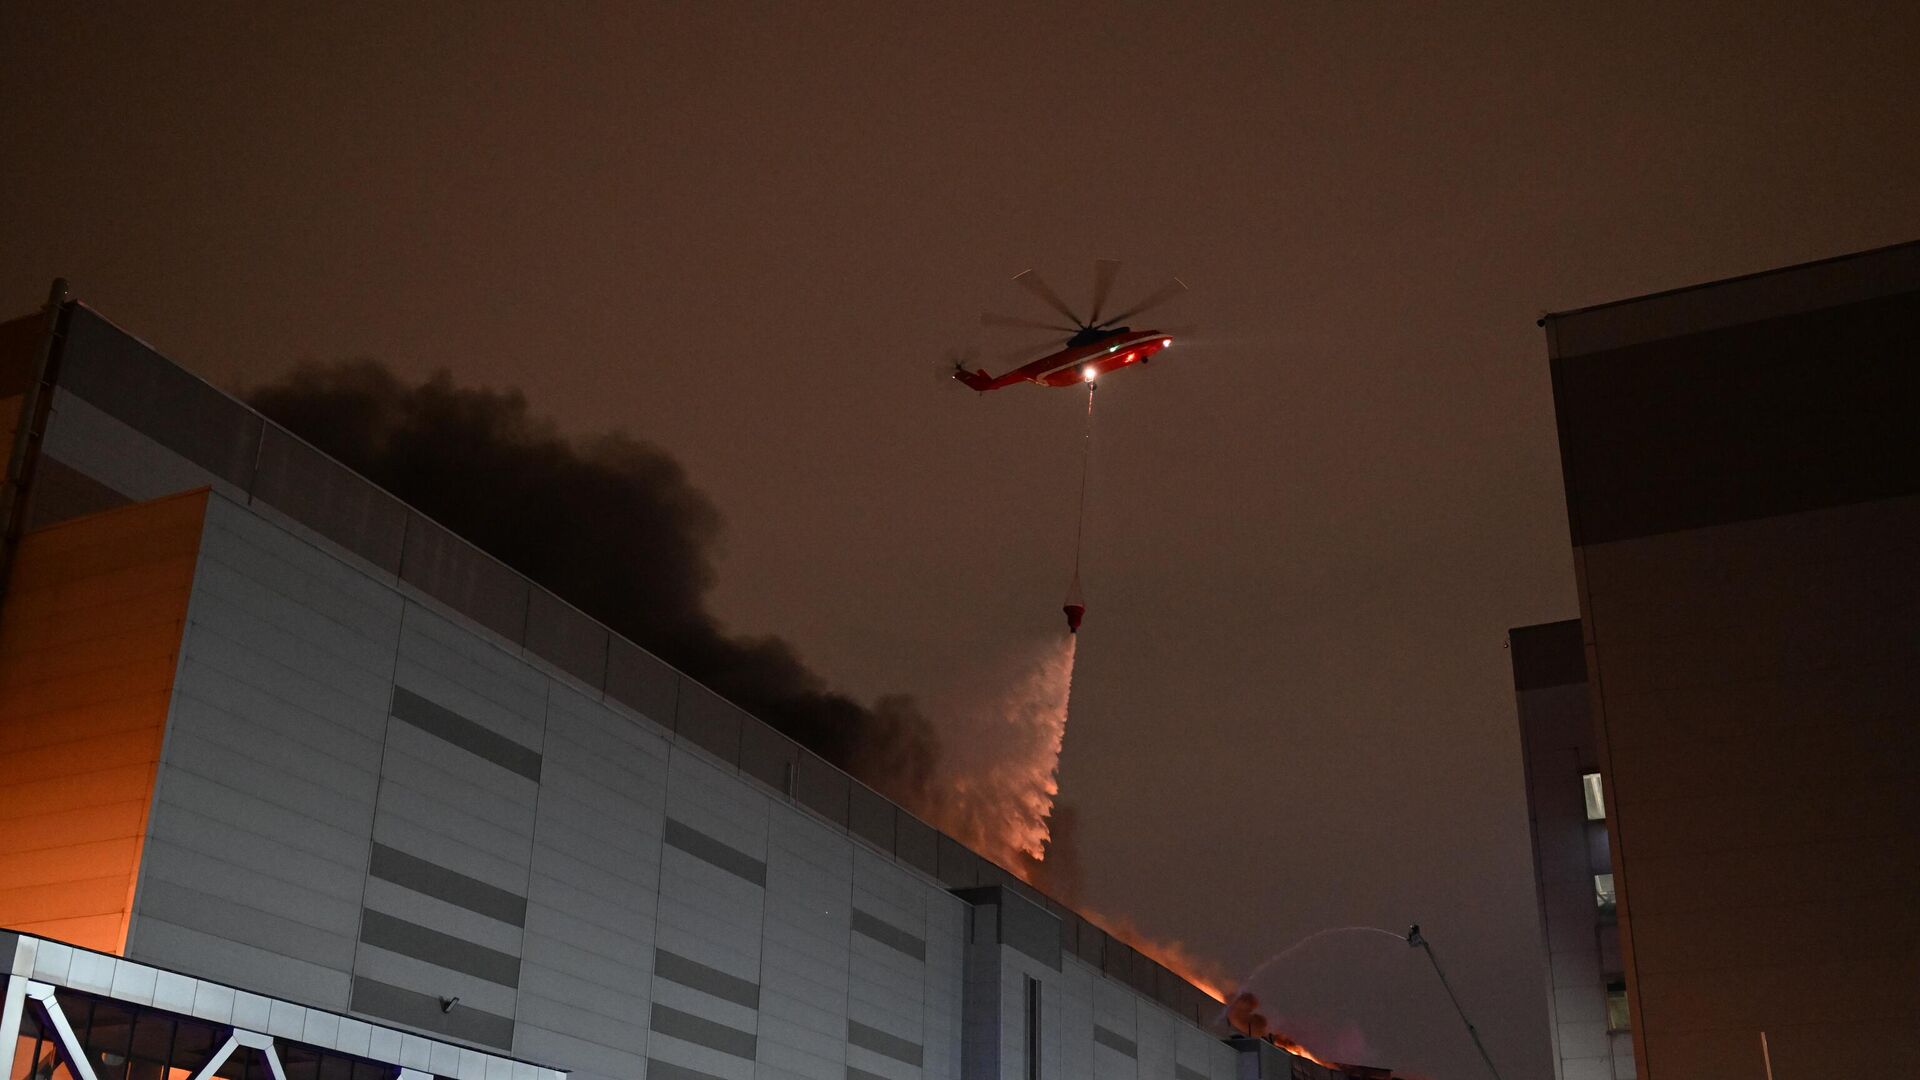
xmin=7 ymin=5 xmax=1920 ymax=1077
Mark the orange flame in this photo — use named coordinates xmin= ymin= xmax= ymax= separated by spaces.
xmin=1070 ymin=907 xmax=1234 ymax=1002
xmin=1225 ymin=991 xmax=1342 ymax=1069
xmin=914 ymin=635 xmax=1345 ymax=1071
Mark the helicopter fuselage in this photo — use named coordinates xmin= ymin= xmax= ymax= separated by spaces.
xmin=956 ymin=328 xmax=1172 ymax=392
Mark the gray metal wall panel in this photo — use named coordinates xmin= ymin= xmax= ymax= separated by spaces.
xmin=360 ymin=876 xmax=524 ymax=954
xmin=517 ymin=686 xmax=666 ymax=1080
xmin=135 ymin=874 xmax=355 ymax=972
xmin=390 ymin=685 xmax=545 ymax=782
xmin=652 ymin=1004 xmax=757 ymax=1060
xmin=673 ymin=682 xmax=745 ymax=764
xmin=399 ymin=514 xmax=531 ymax=644
xmin=666 ymin=752 xmax=768 ymax=861
xmin=664 ymin=821 xmax=767 ymax=887
xmin=846 ymin=786 xmax=895 ymax=852
xmin=656 ymin=949 xmax=761 ymax=1009
xmin=349 ymin=975 xmax=516 ymax=1047
xmin=512 ymin=1027 xmax=645 ymax=1080
xmin=359 ymin=909 xmax=522 ymax=986
xmin=760 ymin=804 xmax=853 ymax=1080
xmin=380 ymin=720 xmax=542 ymax=827
xmin=845 ymin=1021 xmax=921 ymax=1067
xmin=396 ymin=603 xmax=548 ymax=745
xmin=1095 ymin=1027 xmax=1139 ymax=1059
xmin=739 ymin=721 xmax=799 ymax=795
xmin=851 ymin=911 xmax=926 ymax=962
xmin=40 ymin=390 xmax=222 ymax=502
xmin=132 ymin=500 xmax=397 ymax=1007
xmin=935 ymin=836 xmax=982 ymax=889
xmin=605 ymin=636 xmax=679 ymax=728
xmin=133 ymin=917 xmax=355 ymax=1008
xmin=997 ymin=890 xmax=1062 ymax=971
xmin=893 ymin=816 xmax=938 ymax=879
xmin=367 ymin=842 xmax=528 ymax=925
xmin=847 ymin=850 xmax=925 ymax=1071
xmin=524 ymin=587 xmax=609 ymax=690
xmin=250 ymin=425 xmax=407 ymax=574
xmin=59 ymin=305 xmax=263 ymax=492
xmin=794 ymin=754 xmax=850 ymax=826
xmin=648 ymin=1058 xmax=732 ymax=1080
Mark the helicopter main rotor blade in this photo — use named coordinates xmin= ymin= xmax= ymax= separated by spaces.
xmin=996 ymin=338 xmax=1059 ymax=365
xmin=1098 ymin=276 xmax=1188 ymax=327
xmin=982 ymin=312 xmax=1077 ymax=333
xmin=1013 ymin=269 xmax=1086 ymax=326
xmin=1087 ymin=259 xmax=1122 ymax=325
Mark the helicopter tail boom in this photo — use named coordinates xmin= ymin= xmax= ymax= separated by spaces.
xmin=953 ymin=368 xmax=997 ymax=392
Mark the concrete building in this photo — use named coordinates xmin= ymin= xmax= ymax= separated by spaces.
xmin=1 ymin=296 xmax=1390 ymax=1080
xmin=1528 ymin=240 xmax=1920 ymax=1078
xmin=1509 ymin=619 xmax=1627 ymax=1080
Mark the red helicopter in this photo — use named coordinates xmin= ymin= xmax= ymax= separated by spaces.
xmin=954 ymin=261 xmax=1187 ymax=391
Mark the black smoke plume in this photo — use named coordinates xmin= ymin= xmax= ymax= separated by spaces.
xmin=250 ymin=361 xmax=938 ymax=803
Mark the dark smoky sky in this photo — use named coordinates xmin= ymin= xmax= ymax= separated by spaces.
xmin=246 ymin=362 xmax=940 ymax=804
xmin=6 ymin=5 xmax=1919 ymax=1076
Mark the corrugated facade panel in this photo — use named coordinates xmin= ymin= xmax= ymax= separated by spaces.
xmin=130 ymin=495 xmax=389 ymax=1009
xmin=515 ymin=683 xmax=666 ymax=1078
xmin=38 ymin=390 xmax=221 ymax=510
xmin=847 ymin=850 xmax=927 ymax=1070
xmin=0 ymin=492 xmax=206 ymax=955
xmin=1134 ymin=1006 xmax=1173 ymax=1080
xmin=351 ymin=603 xmax=549 ymax=1047
xmin=653 ymin=749 xmax=767 ymax=1076
xmin=249 ymin=425 xmax=408 ymax=575
xmin=921 ymin=895 xmax=965 ymax=1080
xmin=56 ymin=307 xmax=262 ymax=495
xmin=759 ymin=806 xmax=853 ymax=1080
xmin=1055 ymin=960 xmax=1097 ymax=1080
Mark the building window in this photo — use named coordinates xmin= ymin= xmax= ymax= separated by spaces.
xmin=1581 ymin=772 xmax=1605 ymax=820
xmin=1594 ymin=873 xmax=1617 ymax=921
xmin=1025 ymin=977 xmax=1042 ymax=1080
xmin=9 ymin=986 xmax=399 ymax=1080
xmin=1605 ymin=980 xmax=1629 ymax=1032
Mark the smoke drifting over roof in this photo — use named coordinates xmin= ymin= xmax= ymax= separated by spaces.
xmin=250 ymin=360 xmax=939 ymax=802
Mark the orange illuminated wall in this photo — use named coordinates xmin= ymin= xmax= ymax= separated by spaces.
xmin=0 ymin=489 xmax=209 ymax=952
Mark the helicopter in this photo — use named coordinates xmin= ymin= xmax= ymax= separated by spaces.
xmin=954 ymin=260 xmax=1188 ymax=391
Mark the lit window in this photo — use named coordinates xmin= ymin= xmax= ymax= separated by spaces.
xmin=1594 ymin=873 xmax=1616 ymax=920
xmin=1582 ymin=772 xmax=1605 ymax=820
xmin=1605 ymin=980 xmax=1629 ymax=1032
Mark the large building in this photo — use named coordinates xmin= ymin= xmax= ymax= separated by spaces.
xmin=1509 ymin=619 xmax=1627 ymax=1080
xmin=1 ymin=295 xmax=1394 ymax=1080
xmin=1522 ymin=241 xmax=1920 ymax=1078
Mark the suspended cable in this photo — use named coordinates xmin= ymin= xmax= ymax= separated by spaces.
xmin=1063 ymin=382 xmax=1095 ymax=633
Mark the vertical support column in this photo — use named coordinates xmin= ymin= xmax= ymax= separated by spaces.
xmin=0 ymin=974 xmax=28 ymax=1065
xmin=0 ymin=278 xmax=68 ymax=599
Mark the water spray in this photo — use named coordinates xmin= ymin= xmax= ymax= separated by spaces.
xmin=1228 ymin=924 xmax=1505 ymax=1079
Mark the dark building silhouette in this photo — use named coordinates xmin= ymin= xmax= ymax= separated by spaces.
xmin=1524 ymin=240 xmax=1920 ymax=1079
xmin=1510 ymin=619 xmax=1628 ymax=1080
